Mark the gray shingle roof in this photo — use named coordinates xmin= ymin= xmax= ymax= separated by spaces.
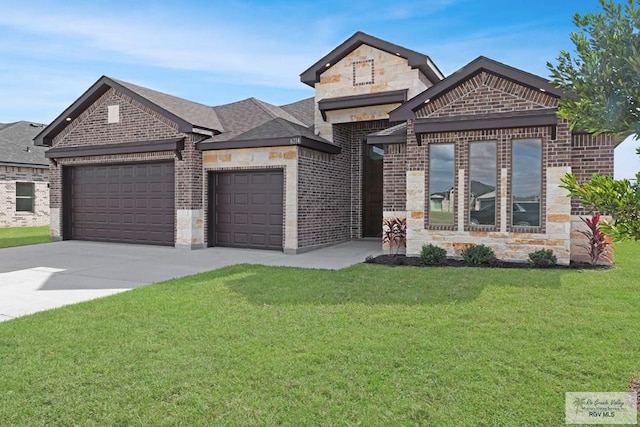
xmin=113 ymin=78 xmax=223 ymax=132
xmin=280 ymin=97 xmax=315 ymax=127
xmin=0 ymin=121 xmax=48 ymax=167
xmin=210 ymin=97 xmax=310 ymax=142
xmin=232 ymin=117 xmax=325 ymax=143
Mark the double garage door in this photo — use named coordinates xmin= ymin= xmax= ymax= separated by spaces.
xmin=68 ymin=163 xmax=175 ymax=246
xmin=67 ymin=164 xmax=283 ymax=250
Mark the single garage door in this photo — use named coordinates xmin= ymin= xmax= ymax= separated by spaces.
xmin=213 ymin=170 xmax=283 ymax=250
xmin=68 ymin=163 xmax=174 ymax=246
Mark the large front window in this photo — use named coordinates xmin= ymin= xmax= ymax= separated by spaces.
xmin=469 ymin=141 xmax=497 ymax=226
xmin=429 ymin=143 xmax=455 ymax=225
xmin=511 ymin=139 xmax=541 ymax=227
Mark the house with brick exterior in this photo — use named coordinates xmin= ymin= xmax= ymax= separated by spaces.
xmin=1 ymin=121 xmax=49 ymax=227
xmin=34 ymin=32 xmax=613 ymax=264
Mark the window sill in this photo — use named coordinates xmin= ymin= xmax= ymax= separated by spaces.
xmin=426 ymin=225 xmax=456 ymax=231
xmin=510 ymin=226 xmax=545 ymax=234
xmin=467 ymin=225 xmax=499 ymax=232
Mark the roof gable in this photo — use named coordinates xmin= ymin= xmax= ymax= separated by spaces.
xmin=230 ymin=117 xmax=318 ymax=142
xmin=390 ymin=56 xmax=563 ymax=121
xmin=300 ymin=31 xmax=444 ymax=88
xmin=211 ymin=97 xmax=307 ymax=142
xmin=417 ymin=71 xmax=557 ymax=119
xmin=34 ymin=76 xmax=223 ymax=146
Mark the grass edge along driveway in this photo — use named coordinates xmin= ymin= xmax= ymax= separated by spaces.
xmin=0 ymin=226 xmax=50 ymax=249
xmin=0 ymin=242 xmax=638 ymax=426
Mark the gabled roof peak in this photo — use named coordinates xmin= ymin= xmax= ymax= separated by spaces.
xmin=300 ymin=31 xmax=444 ymax=88
xmin=390 ymin=56 xmax=563 ymax=121
xmin=34 ymin=76 xmax=224 ymax=146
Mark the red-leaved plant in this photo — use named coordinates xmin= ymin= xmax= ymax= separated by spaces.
xmin=578 ymin=214 xmax=613 ymax=265
xmin=382 ymin=217 xmax=406 ymax=256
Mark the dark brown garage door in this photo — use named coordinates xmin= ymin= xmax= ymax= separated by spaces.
xmin=213 ymin=170 xmax=283 ymax=250
xmin=68 ymin=163 xmax=174 ymax=246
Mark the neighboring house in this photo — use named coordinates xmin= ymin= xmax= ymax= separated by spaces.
xmin=35 ymin=32 xmax=613 ymax=264
xmin=0 ymin=121 xmax=49 ymax=227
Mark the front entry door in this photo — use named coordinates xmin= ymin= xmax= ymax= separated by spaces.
xmin=363 ymin=144 xmax=384 ymax=237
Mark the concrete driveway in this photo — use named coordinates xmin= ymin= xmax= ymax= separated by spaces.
xmin=0 ymin=240 xmax=381 ymax=322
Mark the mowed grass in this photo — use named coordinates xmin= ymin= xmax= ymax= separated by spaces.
xmin=1 ymin=243 xmax=639 ymax=426
xmin=0 ymin=226 xmax=50 ymax=248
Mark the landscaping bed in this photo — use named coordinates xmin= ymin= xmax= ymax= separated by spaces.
xmin=365 ymin=254 xmax=609 ymax=269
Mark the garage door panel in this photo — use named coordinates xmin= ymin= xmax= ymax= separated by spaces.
xmin=251 ymin=213 xmax=266 ymax=225
xmin=69 ymin=163 xmax=174 ymax=246
xmin=269 ymin=213 xmax=283 ymax=226
xmin=214 ymin=170 xmax=283 ymax=250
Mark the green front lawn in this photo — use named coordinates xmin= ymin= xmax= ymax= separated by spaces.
xmin=0 ymin=226 xmax=50 ymax=249
xmin=1 ymin=243 xmax=639 ymax=425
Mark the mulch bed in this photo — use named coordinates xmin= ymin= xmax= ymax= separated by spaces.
xmin=365 ymin=254 xmax=610 ymax=270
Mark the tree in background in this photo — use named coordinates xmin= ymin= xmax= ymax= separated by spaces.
xmin=548 ymin=0 xmax=640 ymax=137
xmin=548 ymin=0 xmax=640 ymax=241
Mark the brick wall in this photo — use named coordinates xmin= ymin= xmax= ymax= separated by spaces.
xmin=176 ymin=133 xmax=205 ymax=211
xmin=0 ymin=165 xmax=49 ymax=227
xmin=417 ymin=71 xmax=556 ymax=119
xmin=399 ymin=68 xmax=583 ymax=263
xmin=48 ymin=86 xmax=194 ymax=243
xmin=570 ymin=133 xmax=615 ymax=215
xmin=383 ymin=143 xmax=406 ymax=211
xmin=297 ymin=147 xmax=350 ymax=248
xmin=331 ymin=119 xmax=392 ymax=239
xmin=53 ymin=88 xmax=180 ymax=147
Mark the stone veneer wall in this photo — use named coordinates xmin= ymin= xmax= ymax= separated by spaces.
xmin=314 ymin=44 xmax=432 ymax=143
xmin=48 ymin=87 xmax=190 ymax=245
xmin=569 ymin=133 xmax=615 ymax=263
xmin=202 ymin=147 xmax=297 ymax=252
xmin=0 ymin=165 xmax=49 ymax=227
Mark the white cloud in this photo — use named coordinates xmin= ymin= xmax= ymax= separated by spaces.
xmin=0 ymin=5 xmax=318 ymax=88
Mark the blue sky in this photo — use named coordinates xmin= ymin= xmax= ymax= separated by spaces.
xmin=1 ymin=0 xmax=636 ymax=177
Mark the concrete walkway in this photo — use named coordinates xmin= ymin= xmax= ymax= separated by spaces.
xmin=0 ymin=240 xmax=381 ymax=321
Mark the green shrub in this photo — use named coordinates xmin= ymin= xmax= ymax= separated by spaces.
xmin=420 ymin=244 xmax=447 ymax=265
xmin=528 ymin=249 xmax=557 ymax=268
xmin=461 ymin=244 xmax=496 ymax=265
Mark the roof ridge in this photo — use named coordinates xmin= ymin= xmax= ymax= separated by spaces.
xmin=110 ymin=77 xmax=214 ymax=108
xmin=272 ymin=116 xmax=302 ymax=134
xmin=251 ymin=98 xmax=307 ymax=126
xmin=108 ymin=76 xmax=223 ymax=132
xmin=249 ymin=97 xmax=282 ymax=119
